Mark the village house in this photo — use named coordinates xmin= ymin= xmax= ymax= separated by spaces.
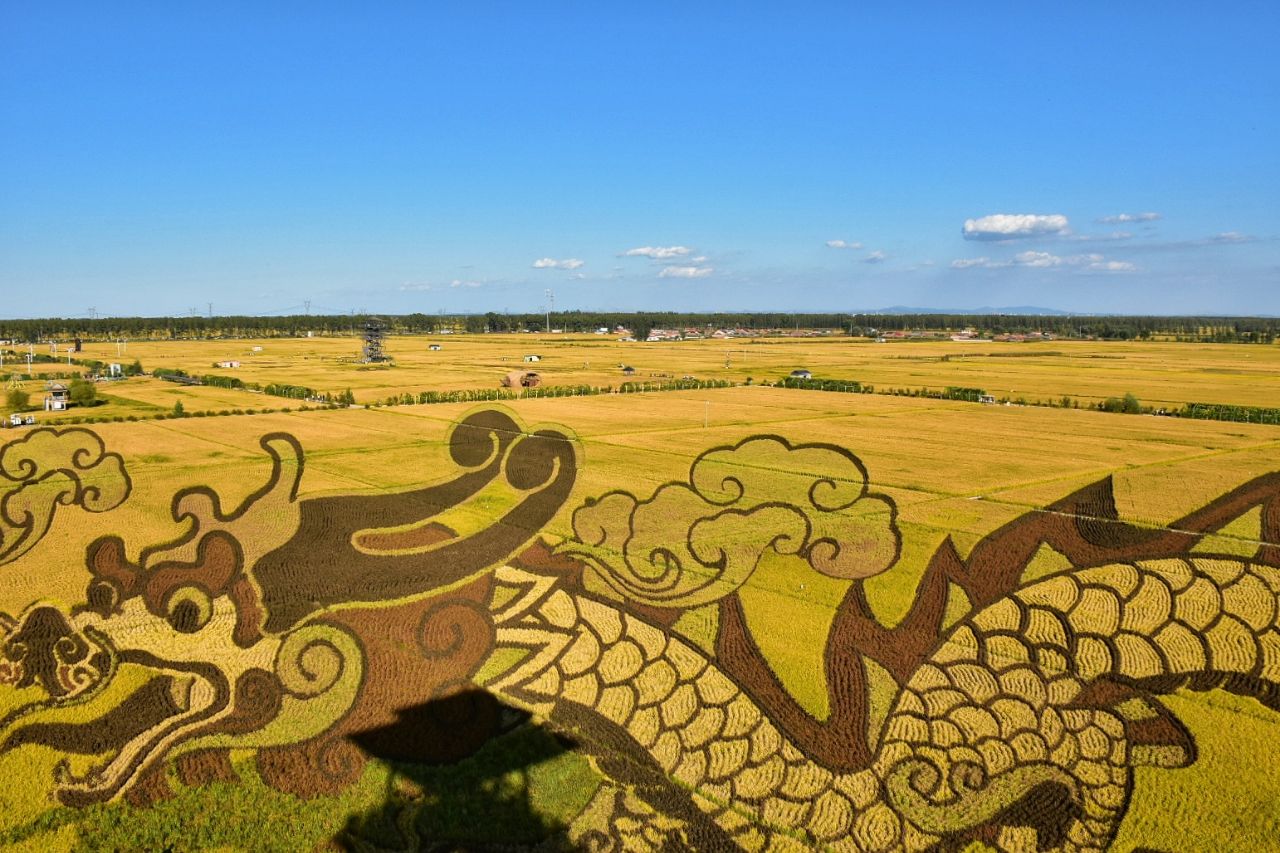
xmin=645 ymin=329 xmax=681 ymax=342
xmin=789 ymin=369 xmax=812 ymax=380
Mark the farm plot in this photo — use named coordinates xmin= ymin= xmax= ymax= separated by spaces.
xmin=48 ymin=334 xmax=1280 ymax=410
xmin=1 ymin=386 xmax=1278 ymax=851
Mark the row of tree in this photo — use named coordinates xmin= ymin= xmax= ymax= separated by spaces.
xmin=850 ymin=314 xmax=1278 ymax=342
xmin=7 ymin=313 xmax=1275 ymax=343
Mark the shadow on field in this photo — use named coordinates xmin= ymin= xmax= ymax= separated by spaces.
xmin=335 ymin=689 xmax=579 ymax=852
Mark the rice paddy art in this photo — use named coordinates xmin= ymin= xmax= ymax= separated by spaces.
xmin=1 ymin=407 xmax=1278 ymax=851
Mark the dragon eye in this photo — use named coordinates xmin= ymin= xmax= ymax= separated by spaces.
xmin=87 ymin=580 xmax=119 ymax=614
xmin=166 ymin=587 xmax=213 ymax=634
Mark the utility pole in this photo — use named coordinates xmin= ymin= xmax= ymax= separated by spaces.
xmin=207 ymin=302 xmax=213 ymax=320
xmin=545 ymin=288 xmax=554 ymax=334
xmin=305 ymin=300 xmax=311 ymax=316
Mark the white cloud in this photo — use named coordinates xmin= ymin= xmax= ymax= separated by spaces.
xmin=532 ymin=257 xmax=584 ymax=270
xmin=951 ymin=251 xmax=1138 ymax=272
xmin=1211 ymin=231 xmax=1254 ymax=244
xmin=825 ymin=239 xmax=864 ymax=250
xmin=962 ymin=213 xmax=1070 ymax=241
xmin=1087 ymin=260 xmax=1137 ymax=272
xmin=400 ymin=282 xmax=434 ymax=291
xmin=864 ymin=250 xmax=887 ymax=264
xmin=950 ymin=257 xmax=993 ymax=269
xmin=1013 ymin=250 xmax=1063 ymax=268
xmin=691 ymin=255 xmax=709 ymax=263
xmin=450 ymin=279 xmax=483 ymax=288
xmin=1097 ymin=212 xmax=1161 ymax=224
xmin=659 ymin=265 xmax=714 ymax=279
xmin=622 ymin=246 xmax=692 ymax=260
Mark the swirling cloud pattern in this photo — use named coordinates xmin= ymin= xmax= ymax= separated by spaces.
xmin=0 ymin=428 xmax=130 ymax=565
xmin=560 ymin=436 xmax=900 ymax=608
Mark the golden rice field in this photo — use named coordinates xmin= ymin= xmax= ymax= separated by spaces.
xmin=7 ymin=333 xmax=1278 ymax=418
xmin=2 ymin=339 xmax=1279 ymax=851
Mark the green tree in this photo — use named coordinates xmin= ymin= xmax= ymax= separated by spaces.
xmin=6 ymin=388 xmax=30 ymax=411
xmin=69 ymin=379 xmax=97 ymax=406
xmin=172 ymin=400 xmax=185 ymax=417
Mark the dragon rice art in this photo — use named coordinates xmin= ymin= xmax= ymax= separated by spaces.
xmin=1 ymin=408 xmax=1278 ymax=851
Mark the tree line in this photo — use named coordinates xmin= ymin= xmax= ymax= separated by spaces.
xmin=850 ymin=314 xmax=1278 ymax=342
xmin=1 ymin=312 xmax=1277 ymax=343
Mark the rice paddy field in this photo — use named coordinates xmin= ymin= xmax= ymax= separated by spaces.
xmin=2 ymin=335 xmax=1278 ymax=851
xmin=7 ymin=333 xmax=1280 ymax=418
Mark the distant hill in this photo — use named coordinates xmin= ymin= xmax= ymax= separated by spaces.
xmin=862 ymin=306 xmax=1076 ymax=316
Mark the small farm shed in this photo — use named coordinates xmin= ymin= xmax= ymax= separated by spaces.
xmin=44 ymin=383 xmax=70 ymax=411
xmin=215 ymin=360 xmax=241 ymax=369
xmin=524 ymin=354 xmax=542 ymax=363
xmin=501 ymin=370 xmax=542 ymax=389
xmin=979 ymin=394 xmax=997 ymax=405
xmin=621 ymin=366 xmax=636 ymax=376
xmin=429 ymin=344 xmax=442 ymax=351
xmin=790 ymin=369 xmax=812 ymax=379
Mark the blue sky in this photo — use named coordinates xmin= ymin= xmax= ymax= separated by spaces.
xmin=2 ymin=3 xmax=1277 ymax=317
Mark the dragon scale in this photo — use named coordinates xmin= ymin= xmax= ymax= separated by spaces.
xmin=486 ymin=555 xmax=1280 ymax=852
